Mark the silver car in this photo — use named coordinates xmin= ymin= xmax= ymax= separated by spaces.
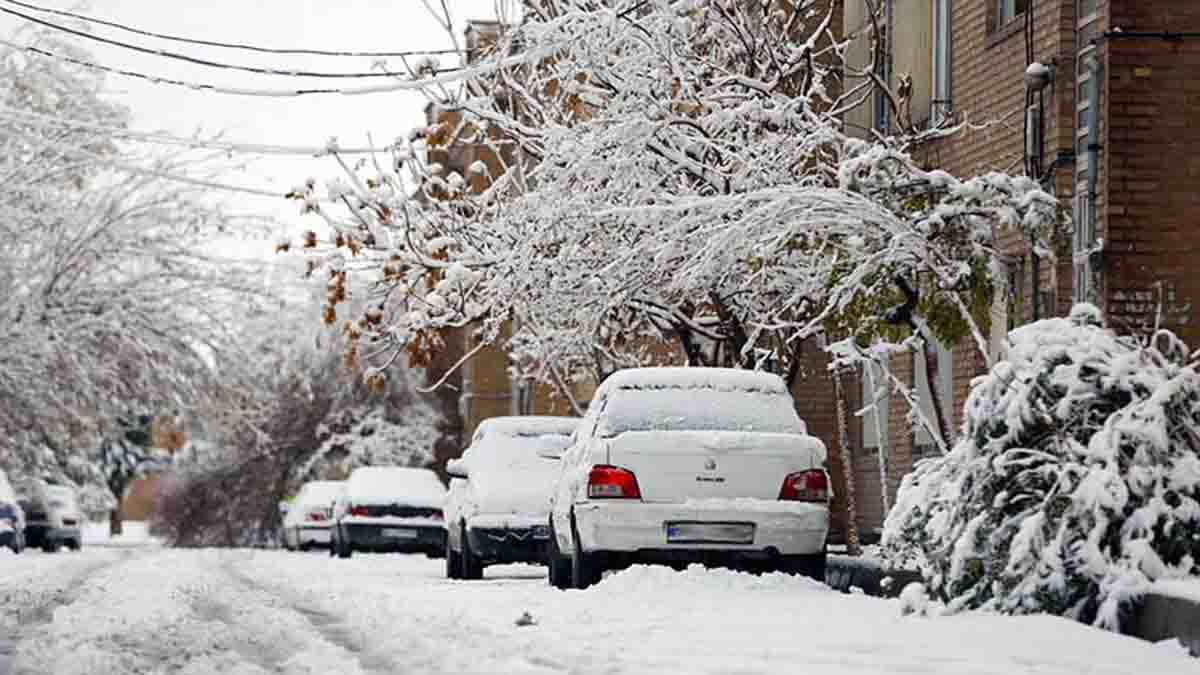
xmin=22 ymin=484 xmax=84 ymax=552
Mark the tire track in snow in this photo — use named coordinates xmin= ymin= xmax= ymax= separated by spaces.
xmin=0 ymin=550 xmax=130 ymax=675
xmin=218 ymin=554 xmax=406 ymax=675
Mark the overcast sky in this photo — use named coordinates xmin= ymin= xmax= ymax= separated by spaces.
xmin=0 ymin=0 xmax=506 ymax=248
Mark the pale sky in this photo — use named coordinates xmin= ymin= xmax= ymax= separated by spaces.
xmin=0 ymin=0 xmax=506 ymax=248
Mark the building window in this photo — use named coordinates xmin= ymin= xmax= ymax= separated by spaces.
xmin=995 ymin=0 xmax=1029 ymax=29
xmin=932 ymin=0 xmax=953 ymax=125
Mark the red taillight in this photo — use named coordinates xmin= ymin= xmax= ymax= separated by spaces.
xmin=306 ymin=512 xmax=325 ymax=522
xmin=588 ymin=465 xmax=642 ymax=499
xmin=430 ymin=510 xmax=443 ymax=520
xmin=779 ymin=470 xmax=830 ymax=502
xmin=349 ymin=505 xmax=370 ymax=517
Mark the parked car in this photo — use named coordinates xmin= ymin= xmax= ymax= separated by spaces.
xmin=444 ymin=416 xmax=579 ymax=580
xmin=280 ymin=480 xmax=345 ymax=551
xmin=21 ymin=484 xmax=83 ymax=553
xmin=0 ymin=469 xmax=25 ymax=554
xmin=331 ymin=467 xmax=446 ymax=558
xmin=545 ymin=367 xmax=831 ymax=589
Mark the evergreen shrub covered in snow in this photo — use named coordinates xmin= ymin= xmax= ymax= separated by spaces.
xmin=883 ymin=305 xmax=1200 ymax=629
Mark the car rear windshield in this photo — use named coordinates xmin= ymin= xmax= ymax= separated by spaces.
xmin=599 ymin=386 xmax=804 ymax=435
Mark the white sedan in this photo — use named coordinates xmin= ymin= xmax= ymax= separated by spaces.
xmin=280 ymin=480 xmax=344 ymax=551
xmin=546 ymin=367 xmax=830 ymax=589
xmin=444 ymin=416 xmax=578 ymax=579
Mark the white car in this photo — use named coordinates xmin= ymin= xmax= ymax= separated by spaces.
xmin=21 ymin=484 xmax=83 ymax=553
xmin=444 ymin=416 xmax=578 ymax=580
xmin=546 ymin=367 xmax=830 ymax=589
xmin=0 ymin=469 xmax=25 ymax=554
xmin=280 ymin=480 xmax=345 ymax=551
xmin=331 ymin=467 xmax=447 ymax=558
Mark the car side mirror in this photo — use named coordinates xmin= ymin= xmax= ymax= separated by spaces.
xmin=446 ymin=459 xmax=469 ymax=480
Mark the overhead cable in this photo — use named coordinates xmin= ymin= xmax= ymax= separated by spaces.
xmin=0 ymin=3 xmax=444 ymax=79
xmin=0 ymin=37 xmax=530 ymax=97
xmin=0 ymin=0 xmax=467 ymax=58
xmin=0 ymin=104 xmax=403 ymax=157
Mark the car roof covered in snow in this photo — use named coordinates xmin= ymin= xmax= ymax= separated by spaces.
xmin=345 ymin=467 xmax=445 ymax=505
xmin=476 ymin=416 xmax=579 ymax=438
xmin=297 ymin=480 xmax=345 ymax=506
xmin=601 ymin=367 xmax=789 ymax=394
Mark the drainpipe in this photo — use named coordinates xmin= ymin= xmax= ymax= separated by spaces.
xmin=1085 ymin=54 xmax=1104 ymax=303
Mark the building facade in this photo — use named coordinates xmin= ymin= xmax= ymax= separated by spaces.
xmin=832 ymin=0 xmax=1200 ymax=539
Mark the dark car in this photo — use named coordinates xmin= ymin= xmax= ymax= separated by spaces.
xmin=330 ymin=467 xmax=447 ymax=558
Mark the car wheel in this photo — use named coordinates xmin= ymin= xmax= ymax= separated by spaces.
xmin=446 ymin=535 xmax=463 ymax=579
xmin=461 ymin=524 xmax=483 ymax=580
xmin=42 ymin=539 xmax=60 ymax=554
xmin=570 ymin=516 xmax=601 ymax=590
xmin=547 ymin=522 xmax=571 ymax=590
xmin=67 ymin=538 xmax=81 ymax=552
xmin=336 ymin=528 xmax=352 ymax=559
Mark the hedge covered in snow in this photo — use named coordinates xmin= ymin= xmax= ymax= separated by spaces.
xmin=883 ymin=305 xmax=1200 ymax=629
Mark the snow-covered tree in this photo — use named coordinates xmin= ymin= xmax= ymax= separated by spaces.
xmin=0 ymin=31 xmax=267 ymax=514
xmin=292 ymin=0 xmax=1058 ymax=409
xmin=883 ymin=305 xmax=1200 ymax=630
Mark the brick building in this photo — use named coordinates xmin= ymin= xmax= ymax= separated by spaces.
xmin=828 ymin=0 xmax=1200 ymax=540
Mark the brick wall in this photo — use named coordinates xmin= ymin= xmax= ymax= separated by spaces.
xmin=1101 ymin=2 xmax=1200 ymax=345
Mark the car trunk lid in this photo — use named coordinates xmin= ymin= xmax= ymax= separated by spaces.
xmin=604 ymin=430 xmax=826 ymax=503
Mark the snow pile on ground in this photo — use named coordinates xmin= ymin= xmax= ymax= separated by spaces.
xmin=82 ymin=520 xmax=159 ymax=548
xmin=884 ymin=308 xmax=1200 ymax=629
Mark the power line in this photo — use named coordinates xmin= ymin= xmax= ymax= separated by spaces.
xmin=0 ymin=2 xmax=448 ymax=79
xmin=0 ymin=104 xmax=403 ymax=157
xmin=0 ymin=0 xmax=468 ymax=59
xmin=0 ymin=37 xmax=498 ymax=97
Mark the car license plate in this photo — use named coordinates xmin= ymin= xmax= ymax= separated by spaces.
xmin=381 ymin=528 xmax=417 ymax=539
xmin=665 ymin=522 xmax=755 ymax=544
xmin=531 ymin=525 xmax=550 ymax=540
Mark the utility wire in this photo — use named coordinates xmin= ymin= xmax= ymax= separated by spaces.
xmin=0 ymin=37 xmax=502 ymax=97
xmin=0 ymin=3 xmax=450 ymax=79
xmin=0 ymin=0 xmax=467 ymax=58
xmin=0 ymin=104 xmax=404 ymax=157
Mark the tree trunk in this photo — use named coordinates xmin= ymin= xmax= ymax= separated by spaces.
xmin=110 ymin=508 xmax=124 ymax=537
xmin=832 ymin=368 xmax=862 ymax=557
xmin=922 ymin=336 xmax=953 ymax=451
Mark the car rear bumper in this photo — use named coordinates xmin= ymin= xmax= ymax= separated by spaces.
xmin=466 ymin=525 xmax=550 ymax=564
xmin=572 ymin=500 xmax=828 ymax=557
xmin=25 ymin=525 xmax=79 ymax=545
xmin=342 ymin=523 xmax=445 ymax=552
xmin=296 ymin=525 xmax=331 ymax=545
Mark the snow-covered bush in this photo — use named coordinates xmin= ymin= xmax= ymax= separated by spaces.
xmin=883 ymin=305 xmax=1200 ymax=629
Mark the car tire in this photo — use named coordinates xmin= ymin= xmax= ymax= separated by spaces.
xmin=570 ymin=516 xmax=601 ymax=590
xmin=461 ymin=524 xmax=483 ymax=580
xmin=67 ymin=538 xmax=81 ymax=552
xmin=446 ymin=535 xmax=463 ymax=579
xmin=547 ymin=522 xmax=572 ymax=590
xmin=42 ymin=539 xmax=60 ymax=554
xmin=780 ymin=551 xmax=827 ymax=582
xmin=336 ymin=527 xmax=352 ymax=559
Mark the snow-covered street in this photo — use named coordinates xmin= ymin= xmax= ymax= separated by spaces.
xmin=3 ymin=546 xmax=1195 ymax=675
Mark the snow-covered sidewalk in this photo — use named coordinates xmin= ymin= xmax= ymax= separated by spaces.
xmin=1 ymin=548 xmax=1195 ymax=674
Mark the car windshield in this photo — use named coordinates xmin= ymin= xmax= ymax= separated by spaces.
xmin=599 ymin=386 xmax=805 ymax=436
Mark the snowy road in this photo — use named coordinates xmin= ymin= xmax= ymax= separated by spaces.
xmin=2 ymin=546 xmax=1195 ymax=674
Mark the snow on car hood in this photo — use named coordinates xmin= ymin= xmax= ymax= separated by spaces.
xmin=463 ymin=435 xmax=565 ymax=518
xmin=345 ymin=467 xmax=446 ymax=507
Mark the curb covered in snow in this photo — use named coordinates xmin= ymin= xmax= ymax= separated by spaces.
xmin=826 ymin=555 xmax=921 ymax=598
xmin=1127 ymin=591 xmax=1200 ymax=657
